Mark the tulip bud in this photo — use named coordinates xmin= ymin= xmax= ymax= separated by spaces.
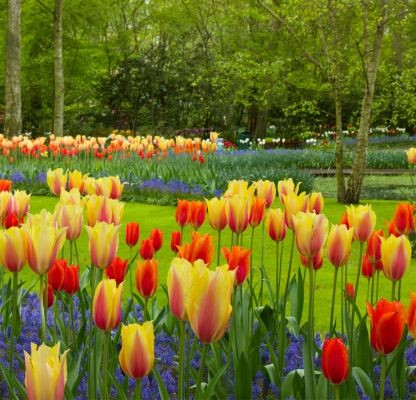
xmin=255 ymin=180 xmax=276 ymax=208
xmin=361 ymin=253 xmax=374 ymax=279
xmin=277 ymin=178 xmax=300 ymax=204
xmin=406 ymin=147 xmax=416 ymax=164
xmin=366 ymin=229 xmax=384 ymax=264
xmin=346 ymin=204 xmax=376 ymax=242
xmin=345 ymin=283 xmax=355 ymax=301
xmin=136 ymin=259 xmax=158 ymax=299
xmin=125 ymin=222 xmax=140 ymax=248
xmin=282 ymin=191 xmax=309 ymax=230
xmin=0 ymin=226 xmax=27 ymax=273
xmin=86 ymin=222 xmax=119 ymax=270
xmin=391 ymin=203 xmax=414 ymax=236
xmin=227 ymin=195 xmax=249 ymax=234
xmin=265 ymin=208 xmax=286 ymax=242
xmin=47 ymin=168 xmax=67 ymax=196
xmin=150 ymin=229 xmax=163 ymax=252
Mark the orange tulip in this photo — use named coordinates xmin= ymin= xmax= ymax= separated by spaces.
xmin=190 ymin=201 xmax=206 ymax=230
xmin=381 ymin=235 xmax=411 ymax=282
xmin=249 ymin=197 xmax=266 ymax=228
xmin=339 ymin=211 xmax=349 ymax=228
xmin=345 ymin=283 xmax=355 ymax=301
xmin=327 ymin=224 xmax=353 ymax=267
xmin=167 ymin=257 xmax=193 ymax=320
xmin=308 ymin=192 xmax=324 ymax=214
xmin=264 ymin=208 xmax=285 ymax=242
xmin=136 ymin=259 xmax=158 ymax=299
xmin=321 ymin=338 xmax=349 ymax=385
xmin=282 ymin=191 xmax=308 ymax=230
xmin=175 ymin=200 xmax=191 ymax=228
xmin=170 ymin=231 xmax=181 ymax=253
xmin=366 ymin=229 xmax=384 ymax=264
xmin=293 ymin=212 xmax=328 ymax=258
xmin=0 ymin=179 xmax=12 ymax=192
xmin=346 ymin=204 xmax=376 ymax=243
xmin=205 ymin=197 xmax=227 ymax=231
xmin=227 ymin=195 xmax=249 ymax=234
xmin=255 ymin=180 xmax=276 ymax=208
xmin=177 ymin=231 xmax=214 ymax=265
xmin=222 ymin=246 xmax=251 ymax=285
xmin=93 ymin=279 xmax=123 ymax=331
xmin=390 ymin=202 xmax=414 ymax=235
xmin=150 ymin=228 xmax=163 ymax=252
xmin=186 ymin=263 xmax=234 ymax=343
xmin=408 ymin=292 xmax=416 ymax=339
xmin=367 ymin=299 xmax=406 ymax=355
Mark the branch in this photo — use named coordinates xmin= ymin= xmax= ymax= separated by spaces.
xmin=256 ymin=0 xmax=323 ymax=71
xmin=34 ymin=0 xmax=53 ymax=15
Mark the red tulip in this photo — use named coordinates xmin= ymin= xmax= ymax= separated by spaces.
xmin=300 ymin=250 xmax=323 ymax=270
xmin=175 ymin=200 xmax=190 ymax=228
xmin=63 ymin=264 xmax=79 ymax=295
xmin=105 ymin=257 xmax=128 ymax=286
xmin=170 ymin=231 xmax=181 ymax=253
xmin=140 ymin=239 xmax=154 ymax=260
xmin=150 ymin=229 xmax=163 ymax=252
xmin=125 ymin=222 xmax=139 ymax=248
xmin=345 ymin=283 xmax=355 ymax=301
xmin=222 ymin=246 xmax=251 ymax=285
xmin=136 ymin=259 xmax=158 ymax=299
xmin=367 ymin=299 xmax=407 ymax=355
xmin=391 ymin=202 xmax=414 ymax=236
xmin=46 ymin=284 xmax=54 ymax=308
xmin=48 ymin=259 xmax=67 ymax=292
xmin=366 ymin=229 xmax=384 ymax=264
xmin=361 ymin=253 xmax=374 ymax=279
xmin=321 ymin=338 xmax=349 ymax=385
xmin=190 ymin=201 xmax=206 ymax=230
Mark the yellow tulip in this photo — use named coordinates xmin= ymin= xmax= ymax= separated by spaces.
xmin=55 ymin=204 xmax=83 ymax=241
xmin=205 ymin=197 xmax=228 ymax=231
xmin=86 ymin=221 xmax=119 ymax=269
xmin=24 ymin=342 xmax=69 ymax=400
xmin=381 ymin=235 xmax=411 ymax=282
xmin=327 ymin=224 xmax=353 ymax=267
xmin=0 ymin=226 xmax=27 ymax=272
xmin=226 ymin=195 xmax=250 ymax=234
xmin=47 ymin=168 xmax=67 ymax=196
xmin=0 ymin=191 xmax=13 ymax=217
xmin=255 ymin=180 xmax=276 ymax=208
xmin=308 ymin=192 xmax=324 ymax=214
xmin=118 ymin=322 xmax=154 ymax=380
xmin=278 ymin=178 xmax=301 ymax=204
xmin=109 ymin=198 xmax=124 ymax=226
xmin=59 ymin=188 xmax=82 ymax=206
xmin=293 ymin=212 xmax=328 ymax=258
xmin=406 ymin=147 xmax=416 ymax=164
xmin=93 ymin=279 xmax=123 ymax=331
xmin=68 ymin=169 xmax=86 ymax=192
xmin=85 ymin=195 xmax=112 ymax=226
xmin=282 ymin=191 xmax=309 ymax=229
xmin=224 ymin=179 xmax=255 ymax=198
xmin=346 ymin=204 xmax=376 ymax=242
xmin=12 ymin=190 xmax=31 ymax=218
xmin=265 ymin=208 xmax=286 ymax=242
xmin=186 ymin=263 xmax=234 ymax=343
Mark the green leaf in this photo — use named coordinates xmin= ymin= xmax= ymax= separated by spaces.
xmin=355 ymin=317 xmax=371 ymax=374
xmin=107 ymin=371 xmax=128 ymax=400
xmin=152 ymin=367 xmax=170 ymax=400
xmin=235 ymin=353 xmax=252 ymax=400
xmin=281 ymin=369 xmax=304 ymax=399
xmin=202 ymin=363 xmax=229 ymax=400
xmin=352 ymin=366 xmax=375 ymax=400
xmin=316 ymin=373 xmax=327 ymax=399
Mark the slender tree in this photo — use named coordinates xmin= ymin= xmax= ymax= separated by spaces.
xmin=53 ymin=0 xmax=64 ymax=136
xmin=5 ymin=0 xmax=22 ymax=137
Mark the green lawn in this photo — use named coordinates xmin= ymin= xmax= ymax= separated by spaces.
xmin=6 ymin=195 xmax=416 ymax=336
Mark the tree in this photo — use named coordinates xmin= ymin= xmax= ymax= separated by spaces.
xmin=53 ymin=0 xmax=64 ymax=136
xmin=5 ymin=0 xmax=22 ymax=137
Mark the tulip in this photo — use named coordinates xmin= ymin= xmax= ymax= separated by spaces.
xmin=47 ymin=168 xmax=67 ymax=196
xmin=190 ymin=201 xmax=206 ymax=230
xmin=361 ymin=253 xmax=375 ymax=278
xmin=109 ymin=199 xmax=124 ymax=226
xmin=282 ymin=191 xmax=309 ymax=229
xmin=366 ymin=229 xmax=384 ymax=264
xmin=86 ymin=222 xmax=119 ymax=269
xmin=55 ymin=204 xmax=83 ymax=241
xmin=93 ymin=279 xmax=123 ymax=331
xmin=381 ymin=235 xmax=411 ymax=282
xmin=177 ymin=231 xmax=214 ymax=265
xmin=308 ymin=192 xmax=324 ymax=214
xmin=150 ymin=228 xmax=163 ymax=252
xmin=68 ymin=169 xmax=86 ymax=193
xmin=136 ymin=259 xmax=158 ymax=299
xmin=0 ymin=179 xmax=12 ymax=192
xmin=3 ymin=212 xmax=19 ymax=228
xmin=109 ymin=176 xmax=125 ymax=199
xmin=46 ymin=284 xmax=54 ymax=308
xmin=140 ymin=238 xmax=155 ymax=260
xmin=327 ymin=224 xmax=353 ymax=267
xmin=406 ymin=147 xmax=416 ymax=164
xmin=62 ymin=264 xmax=79 ymax=295
xmin=345 ymin=283 xmax=355 ymax=301
xmin=293 ymin=212 xmax=328 ymax=258
xmin=0 ymin=226 xmax=27 ymax=273
xmin=48 ymin=259 xmax=67 ymax=292
xmin=339 ymin=211 xmax=350 ymax=228
xmin=222 ymin=246 xmax=251 ymax=285
xmin=24 ymin=342 xmax=69 ymax=400
xmin=367 ymin=299 xmax=406 ymax=355
xmin=0 ymin=191 xmax=13 ymax=217
xmin=346 ymin=204 xmax=376 ymax=242
xmin=186 ymin=263 xmax=234 ymax=343
xmin=265 ymin=208 xmax=286 ymax=242
xmin=119 ymin=322 xmax=154 ymax=380
xmin=175 ymin=200 xmax=191 ymax=228
xmin=408 ymin=292 xmax=416 ymax=339
xmin=321 ymin=338 xmax=349 ymax=385
xmin=12 ymin=190 xmax=30 ymax=218
xmin=277 ymin=178 xmax=301 ymax=204
xmin=167 ymin=257 xmax=193 ymax=320
xmin=249 ymin=197 xmax=266 ymax=228
xmin=125 ymin=222 xmax=140 ymax=247
xmin=59 ymin=188 xmax=82 ymax=206
xmin=300 ymin=250 xmax=323 ymax=270
xmin=170 ymin=231 xmax=181 ymax=253
xmin=224 ymin=179 xmax=255 ymax=198
xmin=105 ymin=257 xmax=128 ymax=286
xmin=390 ymin=202 xmax=414 ymax=235
xmin=227 ymin=195 xmax=249 ymax=234
xmin=386 ymin=219 xmax=400 ymax=237
xmin=85 ymin=195 xmax=112 ymax=226
xmin=255 ymin=179 xmax=276 ymax=208
xmin=205 ymin=197 xmax=228 ymax=231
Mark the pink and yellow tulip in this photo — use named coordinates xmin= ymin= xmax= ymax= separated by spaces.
xmin=93 ymin=279 xmax=123 ymax=331
xmin=381 ymin=235 xmax=411 ymax=282
xmin=86 ymin=222 xmax=119 ymax=269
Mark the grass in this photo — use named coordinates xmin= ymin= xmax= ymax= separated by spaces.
xmin=5 ymin=195 xmax=416 ymax=336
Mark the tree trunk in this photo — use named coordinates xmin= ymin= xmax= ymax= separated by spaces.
xmin=334 ymin=83 xmax=346 ymax=203
xmin=53 ymin=0 xmax=64 ymax=136
xmin=5 ymin=0 xmax=22 ymax=137
xmin=255 ymin=109 xmax=268 ymax=140
xmin=345 ymin=0 xmax=387 ymax=204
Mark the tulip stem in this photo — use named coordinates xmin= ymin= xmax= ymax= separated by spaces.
xmin=216 ymin=229 xmax=221 ymax=267
xmin=9 ymin=272 xmax=18 ymax=394
xmin=39 ymin=274 xmax=47 ymax=343
xmin=340 ymin=263 xmax=344 ymax=335
xmin=143 ymin=298 xmax=149 ymax=322
xmin=74 ymin=239 xmax=80 ymax=267
xmin=376 ymin=271 xmax=380 ymax=301
xmin=379 ymin=356 xmax=386 ymax=400
xmin=370 ymin=271 xmax=375 ymax=305
xmin=275 ymin=239 xmax=280 ymax=309
xmin=102 ymin=331 xmax=110 ymax=400
xmin=178 ymin=321 xmax=186 ymax=400
xmin=307 ymin=263 xmax=316 ymax=399
xmin=69 ymin=240 xmax=73 ymax=265
xmin=335 ymin=384 xmax=340 ymax=400
xmin=195 ymin=344 xmax=208 ymax=399
xmin=391 ymin=280 xmax=397 ymax=301
xmin=259 ymin=219 xmax=265 ymax=304
xmin=351 ymin=242 xmax=364 ymax=362
xmin=129 ymin=247 xmax=133 ymax=300
xmin=329 ymin=267 xmax=339 ymax=336
xmin=135 ymin=379 xmax=142 ymax=400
